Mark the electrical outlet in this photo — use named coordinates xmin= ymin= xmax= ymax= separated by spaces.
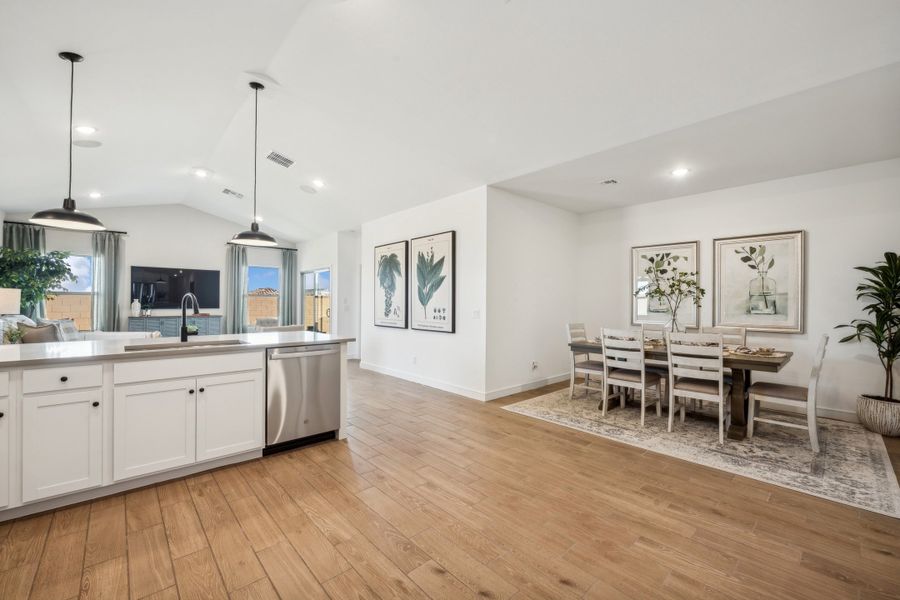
xmin=531 ymin=360 xmax=539 ymax=371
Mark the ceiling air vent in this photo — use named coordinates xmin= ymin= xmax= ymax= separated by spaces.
xmin=222 ymin=188 xmax=244 ymax=199
xmin=600 ymin=178 xmax=618 ymax=185
xmin=266 ymin=151 xmax=294 ymax=168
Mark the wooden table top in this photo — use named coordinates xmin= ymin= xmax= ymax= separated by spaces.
xmin=568 ymin=341 xmax=793 ymax=373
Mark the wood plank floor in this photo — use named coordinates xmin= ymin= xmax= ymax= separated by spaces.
xmin=2 ymin=361 xmax=899 ymax=599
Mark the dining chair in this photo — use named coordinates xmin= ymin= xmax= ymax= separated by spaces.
xmin=601 ymin=328 xmax=662 ymax=426
xmin=641 ymin=323 xmax=669 ymax=399
xmin=566 ymin=323 xmax=604 ymax=399
xmin=666 ymin=332 xmax=731 ymax=444
xmin=700 ymin=325 xmax=747 ymax=347
xmin=748 ymin=334 xmax=828 ymax=453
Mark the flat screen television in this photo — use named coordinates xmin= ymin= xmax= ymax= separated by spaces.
xmin=131 ymin=266 xmax=220 ymax=309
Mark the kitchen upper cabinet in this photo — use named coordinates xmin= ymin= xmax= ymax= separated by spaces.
xmin=22 ymin=389 xmax=102 ymax=502
xmin=114 ymin=377 xmax=196 ymax=481
xmin=0 ymin=396 xmax=9 ymax=508
xmin=196 ymin=371 xmax=264 ymax=461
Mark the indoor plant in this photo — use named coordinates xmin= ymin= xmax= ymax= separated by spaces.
xmin=634 ymin=252 xmax=705 ymax=332
xmin=0 ymin=248 xmax=74 ymax=319
xmin=836 ymin=251 xmax=900 ymax=435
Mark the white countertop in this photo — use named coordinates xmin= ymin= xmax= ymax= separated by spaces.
xmin=0 ymin=331 xmax=355 ymax=368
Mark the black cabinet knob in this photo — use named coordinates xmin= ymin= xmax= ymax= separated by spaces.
xmin=0 ymin=412 xmax=4 ymax=418
xmin=92 ymin=401 xmax=99 ymax=407
xmin=189 ymin=389 xmax=195 ymax=394
xmin=199 ymin=387 xmax=205 ymax=393
xmin=60 ymin=376 xmax=68 ymax=382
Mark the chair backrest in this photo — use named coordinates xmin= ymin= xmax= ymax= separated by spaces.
xmin=807 ymin=334 xmax=829 ymax=406
xmin=666 ymin=332 xmax=725 ymax=390
xmin=700 ymin=325 xmax=746 ymax=346
xmin=601 ymin=328 xmax=645 ymax=378
xmin=567 ymin=323 xmax=587 ymax=343
xmin=641 ymin=323 xmax=666 ymax=344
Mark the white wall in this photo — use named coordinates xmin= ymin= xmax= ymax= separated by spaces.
xmin=360 ymin=187 xmax=488 ymax=399
xmin=485 ymin=187 xmax=579 ymax=398
xmin=337 ymin=231 xmax=361 ymax=359
xmin=575 ymin=158 xmax=900 ymax=419
xmin=7 ymin=204 xmax=296 ymax=328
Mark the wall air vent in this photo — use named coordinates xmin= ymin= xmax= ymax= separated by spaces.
xmin=266 ymin=151 xmax=294 ymax=168
xmin=222 ymin=188 xmax=244 ymax=199
xmin=600 ymin=178 xmax=618 ymax=185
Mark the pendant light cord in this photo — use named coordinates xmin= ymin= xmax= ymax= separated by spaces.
xmin=67 ymin=57 xmax=74 ymax=199
xmin=252 ymin=85 xmax=259 ymax=222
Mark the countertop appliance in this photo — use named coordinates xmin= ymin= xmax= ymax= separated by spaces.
xmin=265 ymin=344 xmax=340 ymax=453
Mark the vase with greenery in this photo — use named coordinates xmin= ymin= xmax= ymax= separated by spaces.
xmin=634 ymin=252 xmax=705 ymax=332
xmin=735 ymin=244 xmax=777 ymax=315
xmin=836 ymin=251 xmax=900 ymax=434
xmin=377 ymin=252 xmax=403 ymax=318
xmin=0 ymin=248 xmax=74 ymax=319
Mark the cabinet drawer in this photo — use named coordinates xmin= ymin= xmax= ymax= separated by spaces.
xmin=0 ymin=371 xmax=8 ymax=397
xmin=24 ymin=364 xmax=103 ymax=394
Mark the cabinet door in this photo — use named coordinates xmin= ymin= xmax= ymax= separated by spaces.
xmin=196 ymin=371 xmax=264 ymax=461
xmin=114 ymin=378 xmax=196 ymax=481
xmin=0 ymin=397 xmax=9 ymax=507
xmin=22 ymin=389 xmax=102 ymax=502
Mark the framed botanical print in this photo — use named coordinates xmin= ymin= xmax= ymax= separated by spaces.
xmin=374 ymin=240 xmax=408 ymax=328
xmin=631 ymin=241 xmax=700 ymax=328
xmin=410 ymin=230 xmax=455 ymax=333
xmin=713 ymin=230 xmax=805 ymax=333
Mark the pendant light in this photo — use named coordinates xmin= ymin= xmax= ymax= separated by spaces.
xmin=231 ymin=82 xmax=277 ymax=247
xmin=30 ymin=52 xmax=106 ymax=231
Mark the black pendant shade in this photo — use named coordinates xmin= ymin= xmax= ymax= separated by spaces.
xmin=30 ymin=52 xmax=106 ymax=232
xmin=230 ymin=81 xmax=276 ymax=247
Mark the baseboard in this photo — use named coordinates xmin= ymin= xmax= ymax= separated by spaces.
xmin=359 ymin=361 xmax=487 ymax=401
xmin=484 ymin=373 xmax=571 ymax=401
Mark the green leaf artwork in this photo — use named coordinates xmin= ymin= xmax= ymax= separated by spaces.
xmin=376 ymin=252 xmax=403 ymax=318
xmin=416 ymin=248 xmax=446 ymax=317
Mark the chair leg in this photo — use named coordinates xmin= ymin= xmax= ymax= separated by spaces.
xmin=718 ymin=402 xmax=724 ymax=445
xmin=640 ymin=388 xmax=646 ymax=428
xmin=747 ymin=395 xmax=756 ymax=438
xmin=601 ymin=379 xmax=608 ymax=416
xmin=808 ymin=404 xmax=820 ymax=453
xmin=569 ymin=371 xmax=575 ymax=400
xmin=655 ymin=383 xmax=662 ymax=417
xmin=680 ymin=401 xmax=685 ymax=423
xmin=667 ymin=392 xmax=676 ymax=432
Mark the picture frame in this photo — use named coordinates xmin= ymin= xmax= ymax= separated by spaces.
xmin=713 ymin=230 xmax=805 ymax=333
xmin=410 ymin=230 xmax=456 ymax=333
xmin=631 ymin=240 xmax=700 ymax=328
xmin=374 ymin=240 xmax=409 ymax=329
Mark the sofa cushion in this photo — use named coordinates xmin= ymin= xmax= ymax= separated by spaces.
xmin=38 ymin=318 xmax=79 ymax=341
xmin=17 ymin=323 xmax=62 ymax=344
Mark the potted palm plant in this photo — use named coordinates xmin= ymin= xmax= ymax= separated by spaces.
xmin=837 ymin=251 xmax=900 ymax=435
xmin=0 ymin=248 xmax=74 ymax=319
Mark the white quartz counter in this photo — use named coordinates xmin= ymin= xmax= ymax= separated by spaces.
xmin=0 ymin=331 xmax=355 ymax=368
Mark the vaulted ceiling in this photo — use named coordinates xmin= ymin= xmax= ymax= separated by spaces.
xmin=2 ymin=0 xmax=899 ymax=241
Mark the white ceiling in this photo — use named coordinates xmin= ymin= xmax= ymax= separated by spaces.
xmin=495 ymin=62 xmax=900 ymax=212
xmin=2 ymin=1 xmax=900 ymax=241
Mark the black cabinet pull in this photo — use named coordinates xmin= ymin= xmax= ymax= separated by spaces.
xmin=199 ymin=387 xmax=205 ymax=393
xmin=92 ymin=401 xmax=100 ymax=407
xmin=0 ymin=412 xmax=4 ymax=418
xmin=189 ymin=389 xmax=195 ymax=394
xmin=60 ymin=376 xmax=68 ymax=382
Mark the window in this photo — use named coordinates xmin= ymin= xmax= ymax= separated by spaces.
xmin=46 ymin=254 xmax=93 ymax=331
xmin=301 ymin=268 xmax=331 ymax=333
xmin=247 ymin=265 xmax=280 ymax=327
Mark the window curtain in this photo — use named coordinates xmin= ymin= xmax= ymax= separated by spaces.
xmin=279 ymin=249 xmax=297 ymax=325
xmin=2 ymin=222 xmax=47 ymax=318
xmin=224 ymin=244 xmax=248 ymax=334
xmin=91 ymin=231 xmax=122 ymax=331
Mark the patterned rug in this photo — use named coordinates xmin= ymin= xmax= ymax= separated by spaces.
xmin=503 ymin=389 xmax=900 ymax=518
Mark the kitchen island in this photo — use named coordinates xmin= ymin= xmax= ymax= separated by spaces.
xmin=0 ymin=331 xmax=354 ymax=521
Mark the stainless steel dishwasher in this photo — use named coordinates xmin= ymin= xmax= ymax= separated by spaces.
xmin=265 ymin=344 xmax=340 ymax=453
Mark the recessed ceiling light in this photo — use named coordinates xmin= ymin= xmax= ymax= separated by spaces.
xmin=75 ymin=125 xmax=96 ymax=135
xmin=192 ymin=168 xmax=212 ymax=178
xmin=300 ymin=185 xmax=318 ymax=195
xmin=73 ymin=140 xmax=102 ymax=148
xmin=671 ymin=167 xmax=691 ymax=178
xmin=312 ymin=178 xmax=325 ymax=189
xmin=89 ymin=191 xmax=102 ymax=199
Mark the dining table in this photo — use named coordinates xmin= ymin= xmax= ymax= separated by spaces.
xmin=568 ymin=340 xmax=793 ymax=440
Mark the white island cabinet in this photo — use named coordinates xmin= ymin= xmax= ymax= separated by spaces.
xmin=196 ymin=371 xmax=264 ymax=461
xmin=0 ymin=372 xmax=9 ymax=507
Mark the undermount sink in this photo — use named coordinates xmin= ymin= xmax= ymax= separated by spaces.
xmin=124 ymin=339 xmax=249 ymax=352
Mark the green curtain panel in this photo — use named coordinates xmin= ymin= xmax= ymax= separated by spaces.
xmin=2 ymin=222 xmax=47 ymax=318
xmin=91 ymin=231 xmax=122 ymax=331
xmin=224 ymin=244 xmax=248 ymax=334
xmin=280 ymin=249 xmax=297 ymax=325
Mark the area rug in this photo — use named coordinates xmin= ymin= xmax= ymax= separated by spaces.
xmin=503 ymin=389 xmax=900 ymax=518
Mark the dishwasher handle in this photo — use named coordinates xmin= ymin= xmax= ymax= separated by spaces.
xmin=269 ymin=346 xmax=340 ymax=360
